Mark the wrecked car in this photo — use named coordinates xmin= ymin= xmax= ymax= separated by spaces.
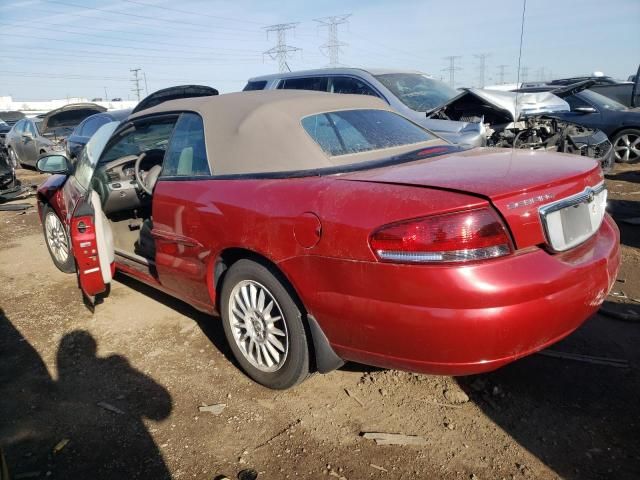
xmin=0 ymin=143 xmax=16 ymax=190
xmin=516 ymin=81 xmax=640 ymax=164
xmin=5 ymin=103 xmax=106 ymax=168
xmin=428 ymin=88 xmax=615 ymax=171
xmin=35 ymin=88 xmax=619 ymax=390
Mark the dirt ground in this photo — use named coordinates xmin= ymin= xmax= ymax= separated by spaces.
xmin=1 ymin=165 xmax=639 ymax=480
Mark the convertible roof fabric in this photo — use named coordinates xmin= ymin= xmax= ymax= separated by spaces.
xmin=128 ymin=90 xmax=442 ymax=175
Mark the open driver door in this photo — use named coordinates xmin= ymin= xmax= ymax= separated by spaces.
xmin=70 ymin=190 xmax=115 ymax=304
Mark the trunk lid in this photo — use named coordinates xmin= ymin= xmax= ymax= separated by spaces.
xmin=39 ymin=103 xmax=106 ymax=134
xmin=340 ymin=147 xmax=604 ymax=249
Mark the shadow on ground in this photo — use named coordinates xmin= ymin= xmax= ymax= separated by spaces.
xmin=0 ymin=308 xmax=173 ymax=479
xmin=456 ymin=313 xmax=640 ymax=480
xmin=114 ymin=272 xmax=236 ymax=366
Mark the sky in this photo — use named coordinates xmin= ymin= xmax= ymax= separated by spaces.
xmin=0 ymin=0 xmax=638 ymax=101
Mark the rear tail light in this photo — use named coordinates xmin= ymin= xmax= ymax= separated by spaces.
xmin=370 ymin=207 xmax=513 ymax=264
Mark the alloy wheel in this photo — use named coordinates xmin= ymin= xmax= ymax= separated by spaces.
xmin=614 ymin=133 xmax=640 ymax=163
xmin=228 ymin=280 xmax=289 ymax=372
xmin=45 ymin=212 xmax=69 ymax=264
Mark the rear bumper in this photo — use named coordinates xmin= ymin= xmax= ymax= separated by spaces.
xmin=280 ymin=215 xmax=620 ymax=375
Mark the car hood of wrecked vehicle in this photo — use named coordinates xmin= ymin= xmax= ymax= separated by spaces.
xmin=430 ymin=88 xmax=571 ymax=122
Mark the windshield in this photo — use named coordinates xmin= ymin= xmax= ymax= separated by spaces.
xmin=73 ymin=121 xmax=119 ymax=190
xmin=374 ymin=73 xmax=459 ymax=112
xmin=579 ymin=89 xmax=627 ymax=111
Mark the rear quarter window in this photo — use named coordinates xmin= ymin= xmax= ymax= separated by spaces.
xmin=243 ymin=80 xmax=267 ymax=91
xmin=278 ymin=77 xmax=329 ymax=92
xmin=301 ymin=109 xmax=435 ymax=156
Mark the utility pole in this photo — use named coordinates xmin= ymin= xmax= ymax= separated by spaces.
xmin=473 ymin=53 xmax=490 ymax=88
xmin=130 ymin=68 xmax=143 ymax=101
xmin=442 ymin=56 xmax=462 ymax=87
xmin=496 ymin=64 xmax=509 ymax=84
xmin=536 ymin=67 xmax=545 ymax=81
xmin=103 ymin=86 xmax=108 ymax=100
xmin=143 ymin=72 xmax=149 ymax=96
xmin=264 ymin=23 xmax=301 ymax=73
xmin=314 ymin=14 xmax=351 ymax=67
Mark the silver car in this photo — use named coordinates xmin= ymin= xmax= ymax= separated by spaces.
xmin=6 ymin=103 xmax=105 ymax=168
xmin=244 ymin=68 xmax=486 ymax=147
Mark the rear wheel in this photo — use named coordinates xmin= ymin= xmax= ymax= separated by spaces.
xmin=42 ymin=205 xmax=75 ymax=273
xmin=612 ymin=129 xmax=640 ymax=163
xmin=220 ymin=259 xmax=310 ymax=389
xmin=8 ymin=148 xmax=20 ymax=169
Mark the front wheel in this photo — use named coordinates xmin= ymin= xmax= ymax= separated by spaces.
xmin=42 ymin=205 xmax=75 ymax=273
xmin=8 ymin=148 xmax=20 ymax=169
xmin=220 ymin=259 xmax=310 ymax=389
xmin=612 ymin=129 xmax=640 ymax=163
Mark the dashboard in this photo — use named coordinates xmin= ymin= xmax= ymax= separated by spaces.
xmin=92 ymin=151 xmax=164 ymax=215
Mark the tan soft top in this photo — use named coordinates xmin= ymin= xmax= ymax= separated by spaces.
xmin=129 ymin=90 xmax=442 ymax=175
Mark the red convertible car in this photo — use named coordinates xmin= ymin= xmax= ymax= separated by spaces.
xmin=35 ymin=89 xmax=620 ymax=389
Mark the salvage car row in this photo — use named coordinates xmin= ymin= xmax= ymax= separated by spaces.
xmin=1 ymin=67 xmax=636 ymax=389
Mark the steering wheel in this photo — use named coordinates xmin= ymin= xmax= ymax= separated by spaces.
xmin=134 ymin=152 xmax=162 ymax=195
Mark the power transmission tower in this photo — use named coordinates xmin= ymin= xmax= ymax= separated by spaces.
xmin=536 ymin=67 xmax=546 ymax=81
xmin=130 ymin=68 xmax=143 ymax=101
xmin=520 ymin=66 xmax=529 ymax=83
xmin=496 ymin=64 xmax=509 ymax=84
xmin=442 ymin=56 xmax=462 ymax=87
xmin=314 ymin=14 xmax=351 ymax=67
xmin=264 ymin=23 xmax=301 ymax=73
xmin=473 ymin=53 xmax=490 ymax=88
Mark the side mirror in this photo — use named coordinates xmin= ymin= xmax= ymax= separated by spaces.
xmin=573 ymin=106 xmax=597 ymax=114
xmin=22 ymin=131 xmax=33 ymax=139
xmin=36 ymin=154 xmax=72 ymax=175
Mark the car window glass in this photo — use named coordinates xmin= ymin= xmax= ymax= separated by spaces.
xmin=243 ymin=80 xmax=267 ymax=91
xmin=99 ymin=117 xmax=177 ymax=165
xmin=81 ymin=116 xmax=110 ymax=137
xmin=278 ymin=77 xmax=329 ymax=92
xmin=24 ymin=121 xmax=37 ymax=136
xmin=162 ymin=113 xmax=210 ymax=176
xmin=578 ymin=89 xmax=626 ymax=111
xmin=329 ymin=77 xmax=377 ymax=97
xmin=565 ymin=95 xmax=591 ymax=111
xmin=74 ymin=122 xmax=120 ymax=190
xmin=374 ymin=73 xmax=459 ymax=112
xmin=13 ymin=120 xmax=24 ymax=134
xmin=302 ymin=109 xmax=435 ymax=156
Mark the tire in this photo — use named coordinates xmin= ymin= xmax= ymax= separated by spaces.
xmin=612 ymin=129 xmax=640 ymax=164
xmin=220 ymin=259 xmax=310 ymax=389
xmin=42 ymin=205 xmax=75 ymax=273
xmin=7 ymin=148 xmax=20 ymax=169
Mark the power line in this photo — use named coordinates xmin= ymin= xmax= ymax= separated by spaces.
xmin=5 ymin=9 xmax=266 ymax=41
xmin=0 ymin=22 xmax=262 ymax=54
xmin=130 ymin=68 xmax=143 ymax=101
xmin=263 ymin=23 xmax=301 ymax=73
xmin=496 ymin=64 xmax=509 ymax=84
xmin=118 ymin=0 xmax=266 ymax=26
xmin=473 ymin=53 xmax=490 ymax=88
xmin=314 ymin=14 xmax=351 ymax=67
xmin=46 ymin=0 xmax=262 ymax=35
xmin=442 ymin=56 xmax=462 ymax=87
xmin=0 ymin=33 xmax=262 ymax=61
